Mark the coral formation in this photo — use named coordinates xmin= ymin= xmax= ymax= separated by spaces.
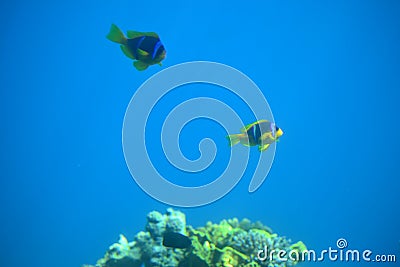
xmin=83 ymin=208 xmax=307 ymax=267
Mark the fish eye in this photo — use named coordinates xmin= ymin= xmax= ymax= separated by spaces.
xmin=275 ymin=126 xmax=279 ymax=131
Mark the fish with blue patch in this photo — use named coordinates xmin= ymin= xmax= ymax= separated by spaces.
xmin=227 ymin=120 xmax=283 ymax=152
xmin=106 ymin=24 xmax=166 ymax=71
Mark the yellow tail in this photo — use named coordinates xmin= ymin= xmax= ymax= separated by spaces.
xmin=226 ymin=134 xmax=242 ymax=146
xmin=106 ymin=24 xmax=128 ymax=45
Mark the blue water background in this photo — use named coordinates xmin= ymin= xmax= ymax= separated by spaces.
xmin=1 ymin=0 xmax=399 ymax=266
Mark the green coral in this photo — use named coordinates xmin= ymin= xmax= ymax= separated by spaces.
xmin=185 ymin=218 xmax=304 ymax=267
xmin=82 ymin=209 xmax=307 ymax=267
xmin=288 ymin=241 xmax=308 ymax=265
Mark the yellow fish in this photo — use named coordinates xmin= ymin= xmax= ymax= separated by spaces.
xmin=226 ymin=120 xmax=283 ymax=152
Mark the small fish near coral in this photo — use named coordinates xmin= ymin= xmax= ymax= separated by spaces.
xmin=106 ymin=24 xmax=166 ymax=71
xmin=227 ymin=120 xmax=283 ymax=152
xmin=82 ymin=209 xmax=307 ymax=267
xmin=163 ymin=232 xmax=192 ymax=249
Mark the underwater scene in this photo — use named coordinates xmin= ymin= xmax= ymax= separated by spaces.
xmin=1 ymin=0 xmax=399 ymax=267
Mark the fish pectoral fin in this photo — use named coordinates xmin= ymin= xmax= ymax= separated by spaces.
xmin=133 ymin=61 xmax=149 ymax=71
xmin=259 ymin=144 xmax=270 ymax=152
xmin=120 ymin=45 xmax=136 ymax=59
xmin=137 ymin=49 xmax=149 ymax=57
xmin=261 ymin=132 xmax=273 ymax=140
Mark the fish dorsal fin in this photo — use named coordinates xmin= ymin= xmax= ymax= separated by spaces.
xmin=142 ymin=31 xmax=159 ymax=38
xmin=127 ymin=30 xmax=146 ymax=39
xmin=127 ymin=30 xmax=159 ymax=39
xmin=240 ymin=122 xmax=254 ymax=132
xmin=240 ymin=120 xmax=269 ymax=132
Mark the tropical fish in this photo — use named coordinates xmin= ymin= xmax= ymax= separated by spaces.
xmin=162 ymin=232 xmax=191 ymax=249
xmin=227 ymin=120 xmax=283 ymax=152
xmin=106 ymin=24 xmax=166 ymax=71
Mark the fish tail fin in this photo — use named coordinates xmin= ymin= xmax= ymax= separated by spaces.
xmin=226 ymin=134 xmax=242 ymax=147
xmin=106 ymin=24 xmax=127 ymax=45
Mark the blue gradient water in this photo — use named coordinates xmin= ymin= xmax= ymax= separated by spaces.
xmin=1 ymin=1 xmax=399 ymax=266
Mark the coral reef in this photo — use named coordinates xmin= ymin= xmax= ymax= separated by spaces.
xmin=83 ymin=208 xmax=307 ymax=267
